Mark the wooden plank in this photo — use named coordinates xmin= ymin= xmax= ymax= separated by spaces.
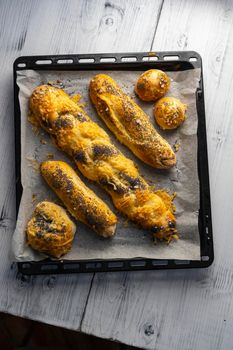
xmin=152 ymin=0 xmax=233 ymax=262
xmin=0 ymin=0 xmax=95 ymax=329
xmin=3 ymin=0 xmax=233 ymax=349
xmin=0 ymin=0 xmax=162 ymax=338
xmin=0 ymin=0 xmax=93 ymax=330
xmin=81 ymin=1 xmax=233 ymax=349
xmin=19 ymin=0 xmax=163 ymax=54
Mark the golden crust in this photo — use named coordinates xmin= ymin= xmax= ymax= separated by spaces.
xmin=41 ymin=161 xmax=117 ymax=237
xmin=89 ymin=74 xmax=176 ymax=169
xmin=30 ymin=85 xmax=177 ymax=240
xmin=154 ymin=97 xmax=187 ymax=130
xmin=26 ymin=201 xmax=76 ymax=258
xmin=135 ymin=69 xmax=170 ymax=101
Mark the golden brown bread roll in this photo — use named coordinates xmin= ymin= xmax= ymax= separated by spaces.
xmin=41 ymin=160 xmax=117 ymax=237
xmin=26 ymin=201 xmax=76 ymax=258
xmin=135 ymin=69 xmax=170 ymax=101
xmin=30 ymin=85 xmax=177 ymax=241
xmin=154 ymin=97 xmax=187 ymax=130
xmin=89 ymin=74 xmax=176 ymax=169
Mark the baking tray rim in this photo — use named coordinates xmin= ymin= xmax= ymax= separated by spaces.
xmin=13 ymin=51 xmax=214 ymax=274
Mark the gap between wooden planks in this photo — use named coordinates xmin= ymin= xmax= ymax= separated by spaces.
xmin=0 ymin=0 xmax=164 ymax=346
xmin=1 ymin=0 xmax=233 ymax=349
xmin=81 ymin=1 xmax=233 ymax=350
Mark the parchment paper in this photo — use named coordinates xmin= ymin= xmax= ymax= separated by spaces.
xmin=12 ymin=68 xmax=201 ymax=261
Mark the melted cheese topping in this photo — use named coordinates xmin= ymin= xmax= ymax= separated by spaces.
xmin=89 ymin=74 xmax=176 ymax=169
xmin=41 ymin=161 xmax=117 ymax=237
xmin=30 ymin=85 xmax=177 ymax=240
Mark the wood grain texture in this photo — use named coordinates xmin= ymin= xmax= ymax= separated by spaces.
xmin=80 ymin=1 xmax=233 ymax=349
xmin=0 ymin=0 xmax=96 ymax=330
xmin=1 ymin=0 xmax=233 ymax=349
xmin=0 ymin=0 xmax=163 ymax=343
xmin=152 ymin=0 xmax=233 ymax=269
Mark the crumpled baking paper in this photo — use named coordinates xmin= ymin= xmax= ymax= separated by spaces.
xmin=12 ymin=68 xmax=201 ymax=261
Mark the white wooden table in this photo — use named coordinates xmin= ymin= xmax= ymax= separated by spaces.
xmin=1 ymin=1 xmax=233 ymax=349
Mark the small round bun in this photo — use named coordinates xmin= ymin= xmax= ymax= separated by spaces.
xmin=154 ymin=97 xmax=187 ymax=130
xmin=135 ymin=69 xmax=170 ymax=101
xmin=26 ymin=201 xmax=76 ymax=258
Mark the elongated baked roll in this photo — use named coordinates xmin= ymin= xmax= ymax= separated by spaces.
xmin=41 ymin=160 xmax=117 ymax=237
xmin=89 ymin=74 xmax=176 ymax=169
xmin=26 ymin=201 xmax=76 ymax=258
xmin=30 ymin=85 xmax=177 ymax=240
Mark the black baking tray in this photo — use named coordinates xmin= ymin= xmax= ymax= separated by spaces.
xmin=13 ymin=51 xmax=214 ymax=274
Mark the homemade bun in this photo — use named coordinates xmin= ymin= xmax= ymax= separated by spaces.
xmin=135 ymin=69 xmax=170 ymax=101
xmin=26 ymin=201 xmax=76 ymax=258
